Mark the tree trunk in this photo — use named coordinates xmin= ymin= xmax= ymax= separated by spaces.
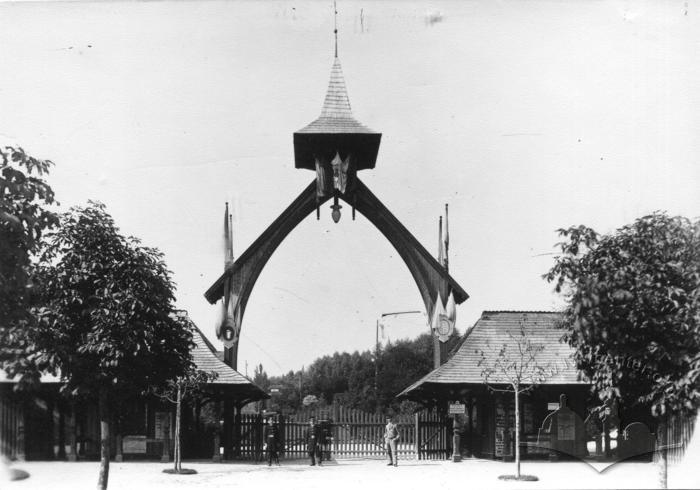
xmin=658 ymin=415 xmax=667 ymax=489
xmin=175 ymin=386 xmax=182 ymax=473
xmin=514 ymin=387 xmax=521 ymax=478
xmin=97 ymin=391 xmax=110 ymax=490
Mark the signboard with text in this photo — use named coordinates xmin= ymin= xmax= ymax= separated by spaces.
xmin=448 ymin=403 xmax=465 ymax=414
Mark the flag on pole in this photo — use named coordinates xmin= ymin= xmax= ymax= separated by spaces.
xmin=438 ymin=217 xmax=444 ymax=266
xmin=444 ymin=203 xmax=449 ymax=272
xmin=432 ymin=292 xmax=455 ymax=342
xmin=430 ymin=292 xmax=445 ymax=330
xmin=446 ymin=290 xmax=456 ymax=325
xmin=223 ymin=202 xmax=232 ymax=266
xmin=218 ymin=202 xmax=237 ymax=346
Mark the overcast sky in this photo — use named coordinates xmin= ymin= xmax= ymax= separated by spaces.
xmin=1 ymin=0 xmax=698 ymax=376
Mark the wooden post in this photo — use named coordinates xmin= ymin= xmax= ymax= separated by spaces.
xmin=46 ymin=396 xmax=56 ymax=459
xmin=464 ymin=399 xmax=473 ymax=458
xmin=58 ymin=402 xmax=67 ymax=460
xmin=233 ymin=406 xmax=242 ymax=458
xmin=212 ymin=401 xmax=222 ymax=462
xmin=514 ymin=388 xmax=520 ymax=478
xmin=115 ymin=434 xmax=123 ymax=462
xmin=415 ymin=412 xmax=421 ymax=460
xmin=16 ymin=400 xmax=26 ymax=462
xmin=452 ymin=414 xmax=462 ymax=462
xmin=223 ymin=399 xmax=233 ymax=460
xmin=67 ymin=402 xmax=77 ymax=462
xmin=433 ymin=331 xmax=441 ymax=369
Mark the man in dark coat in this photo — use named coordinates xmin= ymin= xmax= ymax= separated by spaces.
xmin=304 ymin=417 xmax=324 ymax=466
xmin=263 ymin=417 xmax=280 ymax=466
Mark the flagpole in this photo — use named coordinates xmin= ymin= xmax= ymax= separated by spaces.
xmin=444 ymin=203 xmax=449 ymax=273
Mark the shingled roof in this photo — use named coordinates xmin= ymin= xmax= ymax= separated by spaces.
xmin=296 ymin=58 xmax=375 ymax=135
xmin=399 ymin=311 xmax=588 ymax=398
xmin=293 ymin=57 xmax=381 ymax=170
xmin=191 ymin=325 xmax=255 ymax=386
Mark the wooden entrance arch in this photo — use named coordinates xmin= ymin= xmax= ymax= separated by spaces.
xmin=204 ymin=178 xmax=468 ymax=369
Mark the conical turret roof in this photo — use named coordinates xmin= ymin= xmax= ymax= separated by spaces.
xmin=294 ymin=57 xmax=381 ymax=170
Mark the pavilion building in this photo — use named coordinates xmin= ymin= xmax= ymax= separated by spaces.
xmin=399 ymin=311 xmax=593 ymax=459
xmin=0 ymin=311 xmax=267 ymax=462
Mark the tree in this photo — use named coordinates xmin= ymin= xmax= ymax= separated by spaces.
xmin=155 ymin=368 xmax=217 ymax=475
xmin=252 ymin=363 xmax=271 ymax=412
xmin=477 ymin=316 xmax=551 ymax=481
xmin=0 ymin=147 xmax=58 ymax=380
xmin=21 ymin=202 xmax=193 ymax=490
xmin=544 ymin=212 xmax=700 ymax=487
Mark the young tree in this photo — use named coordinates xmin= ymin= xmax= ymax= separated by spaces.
xmin=544 ymin=212 xmax=700 ymax=488
xmin=0 ymin=147 xmax=58 ymax=380
xmin=155 ymin=369 xmax=217 ymax=474
xmin=477 ymin=316 xmax=551 ymax=481
xmin=18 ymin=202 xmax=193 ymax=490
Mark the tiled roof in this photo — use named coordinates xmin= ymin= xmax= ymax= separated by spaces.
xmin=2 ymin=313 xmax=265 ymax=397
xmin=400 ymin=311 xmax=588 ymax=396
xmin=297 ymin=58 xmax=376 ymax=135
xmin=190 ymin=323 xmax=259 ymax=386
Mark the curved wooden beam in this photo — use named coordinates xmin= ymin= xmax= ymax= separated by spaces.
xmin=204 ymin=178 xmax=468 ymax=367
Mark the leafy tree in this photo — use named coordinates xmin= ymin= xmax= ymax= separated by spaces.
xmin=302 ymin=394 xmax=319 ymax=406
xmin=0 ymin=147 xmax=58 ymax=379
xmin=544 ymin=212 xmax=700 ymax=487
xmin=155 ymin=368 xmax=217 ymax=475
xmin=266 ymin=330 xmax=462 ymax=415
xmin=21 ymin=202 xmax=194 ymax=490
xmin=477 ymin=316 xmax=552 ymax=480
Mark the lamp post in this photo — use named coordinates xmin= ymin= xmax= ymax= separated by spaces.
xmin=374 ymin=310 xmax=424 ymax=413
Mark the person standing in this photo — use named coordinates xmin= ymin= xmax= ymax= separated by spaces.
xmin=305 ymin=417 xmax=323 ymax=466
xmin=384 ymin=415 xmax=400 ymax=467
xmin=263 ymin=417 xmax=280 ymax=466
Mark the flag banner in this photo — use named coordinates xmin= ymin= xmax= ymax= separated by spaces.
xmin=446 ymin=291 xmax=456 ymax=324
xmin=331 ymin=151 xmax=350 ymax=194
xmin=432 ymin=292 xmax=454 ymax=342
xmin=315 ymin=158 xmax=332 ymax=197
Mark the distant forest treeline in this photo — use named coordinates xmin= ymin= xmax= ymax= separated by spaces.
xmin=250 ymin=330 xmax=463 ymax=415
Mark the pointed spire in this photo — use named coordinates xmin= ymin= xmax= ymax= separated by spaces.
xmin=321 ymin=58 xmax=352 ymax=119
xmin=293 ymin=8 xmax=382 ymax=171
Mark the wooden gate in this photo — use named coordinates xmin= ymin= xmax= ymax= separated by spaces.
xmin=415 ymin=410 xmax=450 ymax=460
xmin=239 ymin=413 xmax=264 ymax=461
xmin=236 ymin=406 xmax=449 ymax=461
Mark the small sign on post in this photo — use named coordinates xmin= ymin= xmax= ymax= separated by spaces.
xmin=449 ymin=403 xmax=466 ymax=414
xmin=547 ymin=402 xmax=559 ymax=411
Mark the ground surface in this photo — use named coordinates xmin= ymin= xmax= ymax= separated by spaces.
xmin=3 ymin=456 xmax=699 ymax=490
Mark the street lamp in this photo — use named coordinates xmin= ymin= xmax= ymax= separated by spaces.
xmin=374 ymin=310 xmax=424 ymax=412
